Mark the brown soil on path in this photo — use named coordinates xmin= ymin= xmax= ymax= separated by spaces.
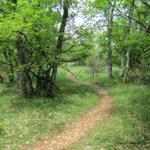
xmin=21 ymin=73 xmax=113 ymax=150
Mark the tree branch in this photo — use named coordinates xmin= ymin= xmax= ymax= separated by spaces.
xmin=29 ymin=70 xmax=60 ymax=91
xmin=59 ymin=55 xmax=87 ymax=64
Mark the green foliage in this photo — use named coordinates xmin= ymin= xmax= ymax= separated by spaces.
xmin=0 ymin=122 xmax=4 ymax=135
xmin=0 ymin=0 xmax=149 ymax=148
xmin=89 ymin=0 xmax=150 ymax=81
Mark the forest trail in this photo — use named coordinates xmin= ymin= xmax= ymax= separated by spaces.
xmin=22 ymin=73 xmax=113 ymax=150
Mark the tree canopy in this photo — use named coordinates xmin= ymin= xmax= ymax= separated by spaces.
xmin=0 ymin=0 xmax=149 ymax=97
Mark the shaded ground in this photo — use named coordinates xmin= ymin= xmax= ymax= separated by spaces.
xmin=22 ymin=73 xmax=113 ymax=150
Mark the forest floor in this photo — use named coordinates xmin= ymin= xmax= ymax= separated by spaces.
xmin=0 ymin=65 xmax=149 ymax=150
xmin=21 ymin=73 xmax=113 ymax=150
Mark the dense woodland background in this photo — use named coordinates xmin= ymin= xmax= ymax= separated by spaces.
xmin=0 ymin=0 xmax=150 ymax=149
xmin=0 ymin=0 xmax=149 ymax=97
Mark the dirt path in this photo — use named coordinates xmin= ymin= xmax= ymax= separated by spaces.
xmin=22 ymin=74 xmax=113 ymax=150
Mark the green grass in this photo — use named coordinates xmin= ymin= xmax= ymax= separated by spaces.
xmin=0 ymin=69 xmax=99 ymax=150
xmin=69 ymin=65 xmax=150 ymax=150
xmin=1 ymin=65 xmax=149 ymax=150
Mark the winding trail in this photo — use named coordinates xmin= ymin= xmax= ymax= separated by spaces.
xmin=22 ymin=73 xmax=113 ymax=150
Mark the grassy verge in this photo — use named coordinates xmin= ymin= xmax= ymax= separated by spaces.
xmin=69 ymin=65 xmax=150 ymax=150
xmin=0 ymin=69 xmax=99 ymax=150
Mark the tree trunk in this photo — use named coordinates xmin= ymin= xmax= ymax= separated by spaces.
xmin=47 ymin=65 xmax=57 ymax=97
xmin=107 ymin=3 xmax=115 ymax=79
xmin=108 ymin=49 xmax=113 ymax=79
xmin=120 ymin=54 xmax=125 ymax=77
xmin=27 ymin=73 xmax=34 ymax=95
xmin=8 ymin=65 xmax=14 ymax=82
xmin=12 ymin=0 xmax=28 ymax=96
xmin=35 ymin=68 xmax=48 ymax=96
xmin=16 ymin=34 xmax=28 ymax=97
xmin=3 ymin=51 xmax=14 ymax=82
xmin=48 ymin=0 xmax=69 ymax=97
xmin=124 ymin=1 xmax=134 ymax=81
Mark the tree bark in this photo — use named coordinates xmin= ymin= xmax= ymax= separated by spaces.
xmin=107 ymin=3 xmax=115 ymax=79
xmin=124 ymin=1 xmax=134 ymax=81
xmin=48 ymin=0 xmax=69 ymax=97
xmin=27 ymin=73 xmax=34 ymax=95
xmin=16 ymin=34 xmax=28 ymax=97
xmin=3 ymin=51 xmax=14 ymax=82
xmin=11 ymin=0 xmax=28 ymax=97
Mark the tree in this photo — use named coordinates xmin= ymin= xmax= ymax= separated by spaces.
xmin=107 ymin=2 xmax=115 ymax=79
xmin=89 ymin=0 xmax=149 ymax=82
xmin=0 ymin=0 xmax=90 ymax=97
